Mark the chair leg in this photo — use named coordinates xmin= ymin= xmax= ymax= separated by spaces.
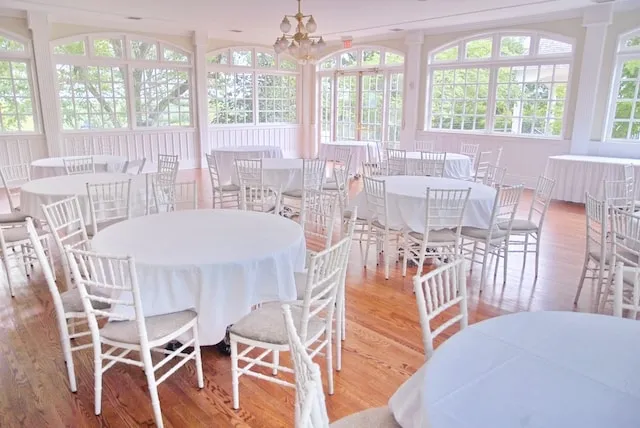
xmin=93 ymin=345 xmax=103 ymax=415
xmin=534 ymin=234 xmax=540 ymax=278
xmin=193 ymin=324 xmax=204 ymax=389
xmin=2 ymin=250 xmax=15 ymax=297
xmin=594 ymin=262 xmax=607 ymax=311
xmin=230 ymin=338 xmax=240 ymax=410
xmin=272 ymin=350 xmax=279 ymax=376
xmin=503 ymin=243 xmax=509 ymax=285
xmin=383 ymin=232 xmax=390 ymax=280
xmin=325 ymin=332 xmax=334 ymax=395
xmin=574 ymin=255 xmax=591 ymax=306
xmin=363 ymin=223 xmax=374 ymax=269
xmin=401 ymin=233 xmax=409 ymax=277
xmin=61 ymin=319 xmax=77 ymax=392
xmin=141 ymin=348 xmax=164 ymax=428
xmin=470 ymin=242 xmax=478 ymax=273
xmin=479 ymin=243 xmax=489 ymax=291
xmin=336 ymin=287 xmax=344 ymax=371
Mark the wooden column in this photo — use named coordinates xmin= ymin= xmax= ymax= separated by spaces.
xmin=192 ymin=30 xmax=209 ymax=168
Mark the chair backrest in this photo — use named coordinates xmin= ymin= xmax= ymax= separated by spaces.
xmin=333 ymin=147 xmax=352 ymax=171
xmin=489 ymin=185 xmax=523 ymax=232
xmin=362 ymin=161 xmax=386 ymax=177
xmin=415 ymin=140 xmax=435 ymax=152
xmin=205 ymin=153 xmax=223 ymax=190
xmin=283 ymin=305 xmax=330 ymax=428
xmin=122 ymin=158 xmax=146 ymax=175
xmin=375 ymin=141 xmax=389 ymax=162
xmin=300 ymin=190 xmax=338 ymax=252
xmin=460 ymin=143 xmax=479 ymax=164
xmin=482 ymin=164 xmax=506 ymax=188
xmin=302 ymin=159 xmax=327 ymax=191
xmin=613 ymin=263 xmax=640 ymax=320
xmin=494 ymin=146 xmax=504 ymax=167
xmin=417 ymin=151 xmax=447 ymax=177
xmin=527 ymin=175 xmax=556 ymax=228
xmin=386 ymin=148 xmax=407 ymax=176
xmin=425 ymin=187 xmax=471 ymax=237
xmin=153 ymin=180 xmax=197 ymax=212
xmin=609 ymin=207 xmax=640 ymax=269
xmin=584 ymin=192 xmax=607 ymax=258
xmin=0 ymin=163 xmax=30 ymax=212
xmin=157 ymin=154 xmax=179 ymax=184
xmin=235 ymin=159 xmax=281 ymax=213
xmin=363 ymin=176 xmax=389 ymax=227
xmin=474 ymin=150 xmax=492 ymax=177
xmin=413 ymin=257 xmax=468 ymax=359
xmin=63 ymin=156 xmax=95 ymax=175
xmin=41 ymin=196 xmax=92 ymax=288
xmin=603 ymin=178 xmax=634 ymax=210
xmin=86 ymin=179 xmax=132 ymax=229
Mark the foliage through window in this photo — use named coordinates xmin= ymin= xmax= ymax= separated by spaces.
xmin=608 ymin=29 xmax=640 ymax=141
xmin=428 ymin=32 xmax=573 ymax=138
xmin=0 ymin=34 xmax=36 ymax=133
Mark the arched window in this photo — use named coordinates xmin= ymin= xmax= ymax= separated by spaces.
xmin=0 ymin=32 xmax=37 ymax=133
xmin=606 ymin=29 xmax=640 ymax=141
xmin=52 ymin=34 xmax=192 ymax=130
xmin=427 ymin=31 xmax=573 ymax=138
xmin=207 ymin=47 xmax=299 ymax=125
xmin=316 ymin=47 xmax=404 ymax=144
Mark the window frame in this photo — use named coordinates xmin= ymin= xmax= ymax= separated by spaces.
xmin=206 ymin=47 xmax=301 ymax=127
xmin=604 ymin=28 xmax=640 ymax=143
xmin=51 ymin=33 xmax=194 ymax=132
xmin=0 ymin=31 xmax=41 ymax=135
xmin=426 ymin=31 xmax=574 ymax=139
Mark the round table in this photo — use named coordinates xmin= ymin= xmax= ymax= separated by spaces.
xmin=91 ymin=209 xmax=306 ymax=345
xmin=19 ymin=172 xmax=147 ymax=220
xmin=350 ymin=176 xmax=496 ymax=231
xmin=231 ymin=158 xmax=303 ymax=191
xmin=319 ymin=141 xmax=379 ymax=176
xmin=405 ymin=152 xmax=473 ymax=180
xmin=389 ymin=311 xmax=640 ymax=428
xmin=30 ymin=155 xmax=126 ymax=179
xmin=211 ymin=145 xmax=283 ymax=183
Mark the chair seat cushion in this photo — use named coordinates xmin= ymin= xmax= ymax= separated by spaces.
xmin=500 ymin=219 xmax=538 ymax=231
xmin=2 ymin=225 xmax=47 ymax=243
xmin=460 ymin=226 xmax=508 ymax=240
xmin=61 ymin=287 xmax=110 ymax=313
xmin=282 ymin=189 xmax=303 ymax=198
xmin=230 ymin=303 xmax=325 ymax=345
xmin=100 ymin=310 xmax=197 ymax=344
xmin=408 ymin=228 xmax=457 ymax=242
xmin=343 ymin=210 xmax=367 ymax=221
xmin=0 ymin=212 xmax=29 ymax=224
xmin=217 ymin=184 xmax=240 ymax=192
xmin=86 ymin=218 xmax=125 ymax=237
xmin=330 ymin=406 xmax=400 ymax=428
xmin=590 ymin=249 xmax=638 ymax=264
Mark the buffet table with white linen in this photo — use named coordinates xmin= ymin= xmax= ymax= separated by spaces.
xmin=91 ymin=209 xmax=306 ymax=345
xmin=20 ymin=172 xmax=147 ymax=220
xmin=231 ymin=158 xmax=303 ymax=192
xmin=389 ymin=311 xmax=640 ymax=428
xmin=319 ymin=141 xmax=379 ymax=176
xmin=30 ymin=155 xmax=126 ymax=179
xmin=405 ymin=152 xmax=473 ymax=180
xmin=350 ymin=176 xmax=496 ymax=231
xmin=545 ymin=155 xmax=640 ymax=203
xmin=212 ymin=145 xmax=283 ymax=183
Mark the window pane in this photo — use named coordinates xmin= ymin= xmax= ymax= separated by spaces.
xmin=208 ymin=52 xmax=228 ymax=65
xmin=538 ymin=38 xmax=572 ymax=55
xmin=257 ymin=52 xmax=276 ymax=68
xmin=93 ymin=38 xmax=123 ymax=58
xmin=387 ymin=72 xmax=403 ymax=142
xmin=207 ymin=71 xmax=253 ymax=124
xmin=0 ymin=60 xmax=35 ymax=132
xmin=340 ymin=51 xmax=357 ymax=68
xmin=232 ymin=50 xmax=252 ymax=66
xmin=131 ymin=40 xmax=158 ymax=60
xmin=624 ymin=36 xmax=640 ymax=49
xmin=361 ymin=50 xmax=381 ymax=66
xmin=133 ymin=68 xmax=191 ymax=127
xmin=163 ymin=47 xmax=189 ymax=62
xmin=319 ymin=57 xmax=336 ymax=70
xmin=0 ymin=36 xmax=25 ymax=52
xmin=319 ymin=76 xmax=332 ymax=141
xmin=610 ymin=59 xmax=640 ymax=140
xmin=465 ymin=38 xmax=492 ymax=59
xmin=433 ymin=46 xmax=458 ymax=62
xmin=500 ymin=36 xmax=530 ymax=57
xmin=54 ymin=40 xmax=85 ymax=56
xmin=279 ymin=57 xmax=297 ymax=70
xmin=385 ymin=52 xmax=404 ymax=65
xmin=257 ymin=74 xmax=297 ymax=124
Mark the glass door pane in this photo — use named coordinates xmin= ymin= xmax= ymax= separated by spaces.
xmin=387 ymin=72 xmax=404 ymax=145
xmin=360 ymin=73 xmax=384 ymax=142
xmin=319 ymin=76 xmax=333 ymax=142
xmin=336 ymin=74 xmax=357 ymax=141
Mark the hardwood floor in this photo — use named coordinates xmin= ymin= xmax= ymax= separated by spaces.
xmin=0 ymin=169 xmax=596 ymax=427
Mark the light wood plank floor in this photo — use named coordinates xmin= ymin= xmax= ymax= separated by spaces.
xmin=0 ymin=169 xmax=596 ymax=427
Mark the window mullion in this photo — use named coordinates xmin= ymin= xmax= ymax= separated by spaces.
xmin=252 ymin=72 xmax=258 ymax=125
xmin=126 ymin=64 xmax=136 ymax=130
xmin=486 ymin=67 xmax=498 ymax=135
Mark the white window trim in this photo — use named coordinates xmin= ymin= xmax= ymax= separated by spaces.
xmin=316 ymin=45 xmax=405 ymax=72
xmin=206 ymin=47 xmax=301 ymax=127
xmin=604 ymin=28 xmax=640 ymax=143
xmin=425 ymin=30 xmax=575 ymax=140
xmin=52 ymin=33 xmax=195 ymax=132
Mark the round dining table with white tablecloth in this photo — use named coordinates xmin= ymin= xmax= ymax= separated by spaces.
xmin=350 ymin=176 xmax=496 ymax=231
xmin=319 ymin=141 xmax=379 ymax=176
xmin=30 ymin=155 xmax=127 ymax=179
xmin=231 ymin=158 xmax=303 ymax=192
xmin=211 ymin=145 xmax=283 ymax=183
xmin=405 ymin=152 xmax=473 ymax=180
xmin=389 ymin=311 xmax=640 ymax=428
xmin=19 ymin=172 xmax=147 ymax=220
xmin=91 ymin=209 xmax=306 ymax=345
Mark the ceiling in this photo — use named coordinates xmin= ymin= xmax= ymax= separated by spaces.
xmin=2 ymin=0 xmax=636 ymax=43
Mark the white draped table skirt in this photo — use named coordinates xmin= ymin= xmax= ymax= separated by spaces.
xmin=231 ymin=158 xmax=303 ymax=192
xmin=30 ymin=155 xmax=126 ymax=179
xmin=319 ymin=141 xmax=379 ymax=176
xmin=405 ymin=152 xmax=473 ymax=180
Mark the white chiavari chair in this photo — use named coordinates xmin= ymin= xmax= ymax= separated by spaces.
xmin=0 ymin=163 xmax=30 ymax=221
xmin=229 ymin=234 xmax=351 ymax=409
xmin=330 ymin=147 xmax=352 ymax=179
xmin=157 ymin=154 xmax=179 ymax=184
xmin=363 ymin=176 xmax=402 ymax=279
xmin=603 ymin=176 xmax=634 ymax=210
xmin=402 ymin=188 xmax=471 ymax=276
xmin=416 ymin=151 xmax=447 ymax=177
xmin=299 ymin=189 xmax=338 ymax=255
xmin=503 ymin=175 xmax=555 ymax=277
xmin=362 ymin=160 xmax=386 ymax=177
xmin=415 ymin=140 xmax=435 ymax=152
xmin=460 ymin=143 xmax=479 ymax=166
xmin=86 ymin=179 xmax=132 ymax=236
xmin=65 ymin=246 xmax=203 ymax=428
xmin=461 ymin=185 xmax=523 ymax=290
xmin=283 ymin=303 xmax=399 ymax=428
xmin=413 ymin=258 xmax=468 ymax=359
xmin=282 ymin=159 xmax=327 ymax=211
xmin=206 ymin=153 xmax=240 ymax=209
xmin=613 ymin=263 xmax=640 ymax=320
xmin=121 ymin=158 xmax=146 ymax=175
xmin=323 ymin=164 xmax=349 ymax=219
xmin=481 ymin=164 xmax=506 ymax=188
xmin=473 ymin=150 xmax=492 ymax=182
xmin=386 ymin=148 xmax=407 ymax=176
xmin=63 ymin=156 xmax=96 ymax=175
xmin=153 ymin=180 xmax=197 ymax=212
xmin=235 ymin=159 xmax=281 ymax=214
xmin=25 ymin=217 xmax=97 ymax=392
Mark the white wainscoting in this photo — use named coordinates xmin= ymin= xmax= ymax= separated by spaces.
xmin=416 ymin=131 xmax=572 ymax=188
xmin=62 ymin=128 xmax=199 ymax=169
xmin=0 ymin=134 xmax=48 ymax=166
xmin=208 ymin=125 xmax=302 ymax=158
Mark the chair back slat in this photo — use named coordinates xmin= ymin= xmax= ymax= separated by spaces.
xmin=300 ymin=190 xmax=338 ymax=251
xmin=0 ymin=163 xmax=30 ymax=212
xmin=302 ymin=159 xmax=327 ymax=191
xmin=460 ymin=143 xmax=479 ymax=165
xmin=363 ymin=176 xmax=389 ymax=227
xmin=386 ymin=148 xmax=407 ymax=176
xmin=585 ymin=192 xmax=607 ymax=254
xmin=417 ymin=151 xmax=447 ymax=177
xmin=613 ymin=263 xmax=640 ymax=320
xmin=609 ymin=207 xmax=640 ymax=269
xmin=492 ymin=185 xmax=523 ymax=231
xmin=235 ymin=159 xmax=281 ymax=213
xmin=482 ymin=164 xmax=506 ymax=188
xmin=86 ymin=179 xmax=132 ymax=229
xmin=206 ymin=153 xmax=223 ymax=189
xmin=528 ymin=175 xmax=556 ymax=226
xmin=415 ymin=140 xmax=435 ymax=152
xmin=152 ymin=180 xmax=197 ymax=212
xmin=157 ymin=154 xmax=179 ymax=184
xmin=63 ymin=156 xmax=95 ymax=175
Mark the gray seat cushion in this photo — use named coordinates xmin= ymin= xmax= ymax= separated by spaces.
xmin=282 ymin=189 xmax=303 ymax=198
xmin=100 ymin=310 xmax=197 ymax=344
xmin=86 ymin=218 xmax=125 ymax=237
xmin=371 ymin=220 xmax=402 ymax=231
xmin=460 ymin=226 xmax=508 ymax=241
xmin=0 ymin=212 xmax=29 ymax=224
xmin=408 ymin=228 xmax=457 ymax=242
xmin=500 ymin=219 xmax=537 ymax=231
xmin=330 ymin=406 xmax=400 ymax=428
xmin=590 ymin=249 xmax=638 ymax=264
xmin=230 ymin=303 xmax=325 ymax=345
xmin=217 ymin=184 xmax=240 ymax=192
xmin=60 ymin=287 xmax=110 ymax=313
xmin=343 ymin=209 xmax=367 ymax=221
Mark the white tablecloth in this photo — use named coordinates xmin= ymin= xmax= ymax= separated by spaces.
xmin=319 ymin=141 xmax=379 ymax=176
xmin=30 ymin=155 xmax=126 ymax=179
xmin=406 ymin=152 xmax=472 ymax=180
xmin=389 ymin=311 xmax=640 ymax=428
xmin=545 ymin=155 xmax=640 ymax=203
xmin=20 ymin=172 xmax=147 ymax=220
xmin=91 ymin=209 xmax=306 ymax=345
xmin=350 ymin=176 xmax=496 ymax=231
xmin=231 ymin=158 xmax=303 ymax=191
xmin=212 ymin=145 xmax=283 ymax=183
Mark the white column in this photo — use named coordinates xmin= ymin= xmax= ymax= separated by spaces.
xmin=301 ymin=63 xmax=316 ymax=158
xmin=27 ymin=11 xmax=62 ymax=157
xmin=570 ymin=3 xmax=613 ymax=155
xmin=400 ymin=31 xmax=424 ymax=151
xmin=192 ymin=30 xmax=209 ymax=168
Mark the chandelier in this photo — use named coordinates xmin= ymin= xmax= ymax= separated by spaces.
xmin=273 ymin=0 xmax=326 ymax=65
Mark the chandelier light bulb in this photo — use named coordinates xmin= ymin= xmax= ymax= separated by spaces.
xmin=280 ymin=17 xmax=291 ymax=33
xmin=300 ymin=38 xmax=312 ymax=48
xmin=317 ymin=37 xmax=326 ymax=48
xmin=306 ymin=16 xmax=317 ymax=33
xmin=273 ymin=0 xmax=323 ymax=63
xmin=278 ymin=37 xmax=288 ymax=49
